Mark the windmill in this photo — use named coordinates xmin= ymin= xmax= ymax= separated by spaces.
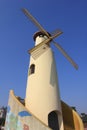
xmin=22 ymin=8 xmax=78 ymax=70
xmin=22 ymin=8 xmax=78 ymax=130
xmin=4 ymin=8 xmax=84 ymax=130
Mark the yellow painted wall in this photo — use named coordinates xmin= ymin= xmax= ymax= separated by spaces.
xmin=61 ymin=101 xmax=84 ymax=130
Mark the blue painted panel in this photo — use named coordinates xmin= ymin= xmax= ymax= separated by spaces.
xmin=18 ymin=111 xmax=32 ymax=117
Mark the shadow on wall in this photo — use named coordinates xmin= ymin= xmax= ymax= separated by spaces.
xmin=61 ymin=101 xmax=83 ymax=130
xmin=61 ymin=101 xmax=75 ymax=130
xmin=50 ymin=53 xmax=58 ymax=87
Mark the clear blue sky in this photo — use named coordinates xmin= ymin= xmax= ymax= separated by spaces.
xmin=0 ymin=0 xmax=87 ymax=114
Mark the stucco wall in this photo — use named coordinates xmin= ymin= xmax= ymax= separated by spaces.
xmin=5 ymin=90 xmax=51 ymax=130
xmin=61 ymin=101 xmax=84 ymax=130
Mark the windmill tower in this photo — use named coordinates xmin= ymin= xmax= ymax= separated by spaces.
xmin=22 ymin=8 xmax=78 ymax=130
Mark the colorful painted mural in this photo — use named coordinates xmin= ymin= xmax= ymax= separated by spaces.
xmin=23 ymin=124 xmax=29 ymax=130
xmin=5 ymin=90 xmax=70 ymax=130
xmin=18 ymin=111 xmax=31 ymax=117
xmin=5 ymin=106 xmax=31 ymax=130
xmin=5 ymin=106 xmax=22 ymax=130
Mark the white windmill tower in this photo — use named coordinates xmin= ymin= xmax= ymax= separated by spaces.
xmin=22 ymin=8 xmax=78 ymax=130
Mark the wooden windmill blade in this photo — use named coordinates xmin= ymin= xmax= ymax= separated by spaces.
xmin=52 ymin=40 xmax=78 ymax=70
xmin=29 ymin=38 xmax=51 ymax=59
xmin=28 ymin=30 xmax=63 ymax=59
xmin=22 ymin=8 xmax=78 ymax=70
xmin=50 ymin=29 xmax=63 ymax=39
xmin=22 ymin=8 xmax=50 ymax=37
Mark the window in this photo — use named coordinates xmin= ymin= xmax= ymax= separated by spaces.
xmin=39 ymin=34 xmax=44 ymax=37
xmin=29 ymin=64 xmax=35 ymax=75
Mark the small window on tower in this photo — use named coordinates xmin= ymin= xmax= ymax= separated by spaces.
xmin=29 ymin=64 xmax=35 ymax=75
xmin=39 ymin=34 xmax=44 ymax=37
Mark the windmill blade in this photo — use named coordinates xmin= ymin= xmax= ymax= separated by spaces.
xmin=22 ymin=8 xmax=50 ymax=37
xmin=50 ymin=30 xmax=63 ymax=39
xmin=53 ymin=41 xmax=78 ymax=70
xmin=51 ymin=29 xmax=63 ymax=36
xmin=28 ymin=38 xmax=51 ymax=59
xmin=29 ymin=38 xmax=51 ymax=54
xmin=29 ymin=30 xmax=63 ymax=54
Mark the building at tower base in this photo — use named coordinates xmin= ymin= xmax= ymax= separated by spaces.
xmin=5 ymin=90 xmax=84 ymax=130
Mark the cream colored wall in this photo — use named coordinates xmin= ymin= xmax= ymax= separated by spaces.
xmin=25 ymin=34 xmax=64 ymax=130
xmin=25 ymin=48 xmax=62 ymax=125
xmin=5 ymin=90 xmax=52 ymax=130
xmin=35 ymin=35 xmax=48 ymax=46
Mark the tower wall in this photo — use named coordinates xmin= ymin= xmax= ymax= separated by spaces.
xmin=25 ymin=33 xmax=64 ymax=129
xmin=25 ymin=48 xmax=62 ymax=125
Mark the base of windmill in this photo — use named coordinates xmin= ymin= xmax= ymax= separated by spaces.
xmin=5 ymin=90 xmax=84 ymax=130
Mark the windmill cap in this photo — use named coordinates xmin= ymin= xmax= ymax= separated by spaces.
xmin=33 ymin=31 xmax=51 ymax=41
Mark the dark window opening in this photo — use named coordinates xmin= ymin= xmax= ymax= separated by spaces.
xmin=39 ymin=34 xmax=44 ymax=37
xmin=29 ymin=64 xmax=35 ymax=75
xmin=48 ymin=111 xmax=59 ymax=130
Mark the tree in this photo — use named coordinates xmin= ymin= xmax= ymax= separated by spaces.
xmin=81 ymin=113 xmax=87 ymax=123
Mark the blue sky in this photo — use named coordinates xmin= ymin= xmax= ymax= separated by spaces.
xmin=0 ymin=0 xmax=87 ymax=114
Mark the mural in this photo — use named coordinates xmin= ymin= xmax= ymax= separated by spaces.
xmin=23 ymin=124 xmax=29 ymax=130
xmin=5 ymin=106 xmax=31 ymax=130
xmin=18 ymin=111 xmax=31 ymax=117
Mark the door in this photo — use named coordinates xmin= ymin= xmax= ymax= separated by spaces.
xmin=48 ymin=111 xmax=59 ymax=130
